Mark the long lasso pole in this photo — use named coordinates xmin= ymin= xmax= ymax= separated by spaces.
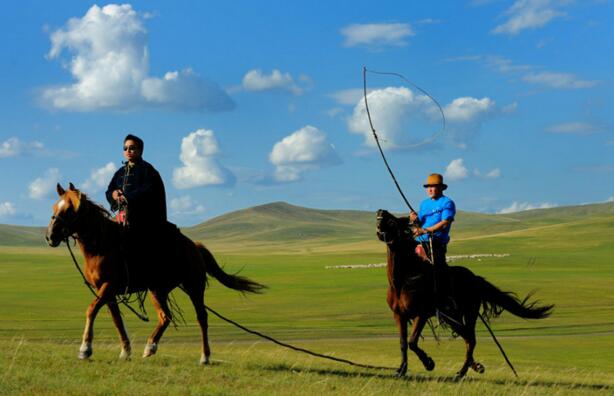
xmin=363 ymin=67 xmax=416 ymax=213
xmin=478 ymin=313 xmax=518 ymax=377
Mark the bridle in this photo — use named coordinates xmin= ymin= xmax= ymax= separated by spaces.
xmin=49 ymin=200 xmax=86 ymax=242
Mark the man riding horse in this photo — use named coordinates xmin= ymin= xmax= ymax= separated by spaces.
xmin=409 ymin=173 xmax=456 ymax=315
xmin=106 ymin=134 xmax=167 ymax=230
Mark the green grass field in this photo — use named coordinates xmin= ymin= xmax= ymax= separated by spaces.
xmin=0 ymin=202 xmax=613 ymax=395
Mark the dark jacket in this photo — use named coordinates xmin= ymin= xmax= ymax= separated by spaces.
xmin=105 ymin=159 xmax=167 ymax=228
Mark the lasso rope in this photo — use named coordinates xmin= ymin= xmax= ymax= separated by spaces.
xmin=362 ymin=66 xmax=447 ymax=213
xmin=203 ymin=304 xmax=395 ymax=371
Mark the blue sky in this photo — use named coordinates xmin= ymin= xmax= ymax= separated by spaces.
xmin=0 ymin=0 xmax=612 ymax=226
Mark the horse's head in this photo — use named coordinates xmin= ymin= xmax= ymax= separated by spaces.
xmin=376 ymin=209 xmax=417 ymax=246
xmin=45 ymin=183 xmax=86 ymax=247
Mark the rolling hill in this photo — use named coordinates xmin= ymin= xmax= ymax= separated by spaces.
xmin=0 ymin=224 xmax=47 ymax=247
xmin=183 ymin=201 xmax=614 ymax=243
xmin=1 ymin=201 xmax=613 ymax=249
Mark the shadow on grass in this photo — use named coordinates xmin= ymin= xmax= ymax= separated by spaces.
xmin=258 ymin=363 xmax=611 ymax=391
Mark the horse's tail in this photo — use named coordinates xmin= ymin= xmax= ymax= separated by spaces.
xmin=476 ymin=276 xmax=553 ymax=321
xmin=195 ymin=242 xmax=266 ymax=294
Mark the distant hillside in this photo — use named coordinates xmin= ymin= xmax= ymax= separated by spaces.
xmin=183 ymin=202 xmax=375 ymax=245
xmin=0 ymin=225 xmax=46 ymax=247
xmin=183 ymin=200 xmax=614 ymax=246
xmin=455 ymin=201 xmax=614 ymax=238
xmin=2 ymin=201 xmax=613 ymax=248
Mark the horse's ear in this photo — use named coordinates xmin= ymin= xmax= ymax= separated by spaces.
xmin=68 ymin=182 xmax=76 ymax=191
xmin=57 ymin=183 xmax=65 ymax=196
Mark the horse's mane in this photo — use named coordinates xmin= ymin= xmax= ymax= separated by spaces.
xmin=81 ymin=194 xmax=114 ymax=220
xmin=76 ymin=193 xmax=121 ymax=253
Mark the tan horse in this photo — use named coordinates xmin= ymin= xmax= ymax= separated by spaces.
xmin=46 ymin=183 xmax=265 ymax=364
xmin=376 ymin=209 xmax=553 ymax=378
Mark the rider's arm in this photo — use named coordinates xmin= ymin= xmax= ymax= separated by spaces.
xmin=422 ymin=219 xmax=450 ymax=234
xmin=105 ymin=170 xmax=122 ymax=211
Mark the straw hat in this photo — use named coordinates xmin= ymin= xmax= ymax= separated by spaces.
xmin=423 ymin=173 xmax=448 ymax=190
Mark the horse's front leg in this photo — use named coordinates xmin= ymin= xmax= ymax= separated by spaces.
xmin=79 ymin=283 xmax=110 ymax=360
xmin=408 ymin=316 xmax=435 ymax=371
xmin=393 ymin=312 xmax=409 ymax=377
xmin=107 ymin=301 xmax=131 ymax=360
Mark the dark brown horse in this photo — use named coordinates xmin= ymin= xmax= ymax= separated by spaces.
xmin=46 ymin=183 xmax=265 ymax=363
xmin=376 ymin=209 xmax=553 ymax=378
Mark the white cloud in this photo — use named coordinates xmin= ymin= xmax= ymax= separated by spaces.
xmin=444 ymin=159 xmax=469 ymax=181
xmin=493 ymin=0 xmax=567 ymax=35
xmin=325 ymin=107 xmax=344 ymax=118
xmin=242 ymin=69 xmax=304 ymax=95
xmin=498 ymin=201 xmax=557 ymax=214
xmin=486 ymin=55 xmax=534 ymax=73
xmin=416 ymin=18 xmax=442 ymax=25
xmin=444 ymin=97 xmax=495 ymax=123
xmin=485 ymin=168 xmax=502 ymax=179
xmin=269 ymin=125 xmax=341 ymax=182
xmin=0 ymin=202 xmax=16 ymax=217
xmin=444 ymin=97 xmax=495 ymax=148
xmin=607 ymin=196 xmax=614 ymax=203
xmin=29 ymin=168 xmax=61 ymax=199
xmin=348 ymin=86 xmax=438 ymax=149
xmin=42 ymin=4 xmax=233 ymax=112
xmin=170 ymin=196 xmax=205 ymax=215
xmin=82 ymin=162 xmax=116 ymax=193
xmin=475 ymin=166 xmax=502 ymax=179
xmin=329 ymin=88 xmax=371 ymax=105
xmin=522 ymin=71 xmax=598 ymax=89
xmin=502 ymin=102 xmax=518 ymax=114
xmin=546 ymin=122 xmax=602 ymax=135
xmin=348 ymin=87 xmax=494 ymax=149
xmin=451 ymin=55 xmax=597 ymax=92
xmin=341 ymin=23 xmax=414 ymax=48
xmin=0 ymin=137 xmax=44 ymax=158
xmin=141 ymin=69 xmax=234 ymax=111
xmin=173 ymin=129 xmax=235 ymax=189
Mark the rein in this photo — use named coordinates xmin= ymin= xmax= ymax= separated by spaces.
xmin=64 ymin=237 xmax=149 ymax=322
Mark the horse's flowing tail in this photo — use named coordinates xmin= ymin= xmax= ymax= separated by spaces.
xmin=476 ymin=276 xmax=553 ymax=320
xmin=195 ymin=242 xmax=266 ymax=294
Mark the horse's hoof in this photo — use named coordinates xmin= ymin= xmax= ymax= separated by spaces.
xmin=395 ymin=362 xmax=408 ymax=378
xmin=454 ymin=366 xmax=469 ymax=381
xmin=453 ymin=372 xmax=465 ymax=382
xmin=143 ymin=343 xmax=157 ymax=358
xmin=119 ymin=347 xmax=131 ymax=360
xmin=471 ymin=361 xmax=485 ymax=374
xmin=78 ymin=342 xmax=92 ymax=360
xmin=199 ymin=354 xmax=210 ymax=365
xmin=424 ymin=357 xmax=435 ymax=371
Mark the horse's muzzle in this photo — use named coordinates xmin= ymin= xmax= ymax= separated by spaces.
xmin=376 ymin=230 xmax=387 ymax=242
xmin=45 ymin=233 xmax=61 ymax=247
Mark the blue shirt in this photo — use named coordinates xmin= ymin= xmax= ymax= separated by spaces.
xmin=415 ymin=195 xmax=456 ymax=244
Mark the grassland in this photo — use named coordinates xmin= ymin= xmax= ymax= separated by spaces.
xmin=0 ymin=202 xmax=613 ymax=395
